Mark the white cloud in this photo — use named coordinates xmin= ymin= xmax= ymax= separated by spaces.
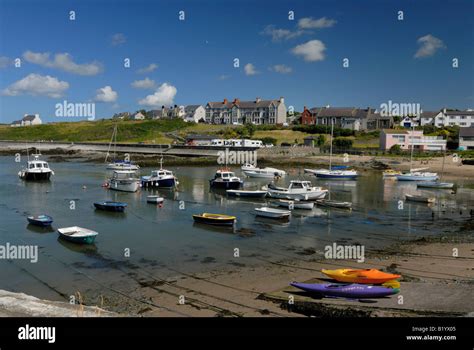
xmin=0 ymin=56 xmax=12 ymax=68
xmin=244 ymin=63 xmax=259 ymax=76
xmin=138 ymin=83 xmax=177 ymax=107
xmin=137 ymin=63 xmax=158 ymax=74
xmin=261 ymin=25 xmax=304 ymax=42
xmin=270 ymin=64 xmax=292 ymax=74
xmin=111 ymin=33 xmax=126 ymax=46
xmin=2 ymin=73 xmax=69 ymax=98
xmin=23 ymin=51 xmax=102 ymax=76
xmin=131 ymin=77 xmax=156 ymax=89
xmin=414 ymin=34 xmax=446 ymax=58
xmin=291 ymin=40 xmax=326 ymax=62
xmin=298 ymin=17 xmax=337 ymax=29
xmin=94 ymin=86 xmax=118 ymax=103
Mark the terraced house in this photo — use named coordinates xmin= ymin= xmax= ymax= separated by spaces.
xmin=205 ymin=97 xmax=286 ymax=125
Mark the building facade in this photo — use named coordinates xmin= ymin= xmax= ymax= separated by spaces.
xmin=10 ymin=114 xmax=42 ymax=127
xmin=435 ymin=109 xmax=473 ymax=128
xmin=380 ymin=129 xmax=446 ymax=151
xmin=459 ymin=127 xmax=474 ymax=150
xmin=205 ymin=97 xmax=286 ymax=125
xmin=183 ymin=105 xmax=205 ymax=123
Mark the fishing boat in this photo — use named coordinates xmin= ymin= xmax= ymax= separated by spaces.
xmin=57 ymin=226 xmax=98 ymax=244
xmin=417 ymin=182 xmax=454 ymax=189
xmin=27 ymin=214 xmax=53 ymax=227
xmin=147 ymin=195 xmax=164 ymax=204
xmin=108 ymin=170 xmax=140 ymax=192
xmin=192 ymin=213 xmax=236 ymax=226
xmin=321 ymin=268 xmax=401 ymax=284
xmin=226 ymin=189 xmax=267 ymax=198
xmin=265 ymin=180 xmax=328 ymax=200
xmin=254 ymin=207 xmax=291 ymax=219
xmin=271 ymin=199 xmax=314 ymax=210
xmin=316 ymin=199 xmax=352 ymax=209
xmin=241 ymin=163 xmax=286 ymax=178
xmin=93 ymin=201 xmax=127 ymax=212
xmin=290 ymin=282 xmax=399 ymax=299
xmin=382 ymin=169 xmax=401 ymax=178
xmin=209 ymin=169 xmax=243 ymax=189
xmin=18 ymin=152 xmax=55 ymax=181
xmin=141 ymin=158 xmax=178 ymax=189
xmin=105 ymin=124 xmax=140 ymax=171
xmin=405 ymin=194 xmax=436 ymax=203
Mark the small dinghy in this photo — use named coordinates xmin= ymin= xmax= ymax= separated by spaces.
xmin=254 ymin=207 xmax=291 ymax=219
xmin=272 ymin=199 xmax=314 ymax=210
xmin=417 ymin=182 xmax=454 ymax=189
xmin=93 ymin=201 xmax=127 ymax=212
xmin=27 ymin=215 xmax=53 ymax=227
xmin=147 ymin=195 xmax=164 ymax=204
xmin=192 ymin=213 xmax=236 ymax=226
xmin=58 ymin=226 xmax=98 ymax=244
xmin=405 ymin=194 xmax=436 ymax=203
xmin=322 ymin=268 xmax=401 ymax=284
xmin=290 ymin=282 xmax=399 ymax=299
xmin=226 ymin=189 xmax=267 ymax=198
xmin=316 ymin=199 xmax=352 ymax=209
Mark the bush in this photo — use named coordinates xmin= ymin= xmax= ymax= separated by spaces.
xmin=389 ymin=144 xmax=402 ymax=154
xmin=260 ymin=137 xmax=277 ymax=145
xmin=333 ymin=137 xmax=353 ymax=149
xmin=292 ymin=124 xmax=355 ymax=137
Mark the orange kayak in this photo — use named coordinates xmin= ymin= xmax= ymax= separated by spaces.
xmin=322 ymin=268 xmax=401 ymax=284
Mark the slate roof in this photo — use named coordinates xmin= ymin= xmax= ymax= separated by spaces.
xmin=459 ymin=127 xmax=474 ymax=137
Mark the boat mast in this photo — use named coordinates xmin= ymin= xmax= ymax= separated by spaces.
xmin=105 ymin=124 xmax=117 ymax=163
xmin=329 ymin=118 xmax=334 ymax=171
xmin=409 ymin=126 xmax=415 ymax=173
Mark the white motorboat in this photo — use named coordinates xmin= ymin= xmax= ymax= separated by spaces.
xmin=265 ymin=180 xmax=328 ymax=200
xmin=417 ymin=182 xmax=454 ymax=189
xmin=405 ymin=194 xmax=436 ymax=203
xmin=272 ymin=199 xmax=314 ymax=210
xmin=241 ymin=163 xmax=286 ymax=178
xmin=396 ymin=172 xmax=439 ymax=181
xmin=254 ymin=207 xmax=291 ymax=219
xmin=108 ymin=170 xmax=140 ymax=192
xmin=210 ymin=169 xmax=243 ymax=189
xmin=226 ymin=189 xmax=267 ymax=198
xmin=147 ymin=195 xmax=164 ymax=204
xmin=141 ymin=158 xmax=178 ymax=188
xmin=18 ymin=153 xmax=55 ymax=181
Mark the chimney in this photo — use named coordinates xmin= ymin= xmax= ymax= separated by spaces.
xmin=256 ymin=97 xmax=261 ymax=103
xmin=443 ymin=108 xmax=446 ymax=114
xmin=304 ymin=106 xmax=307 ymax=111
xmin=279 ymin=96 xmax=284 ymax=104
xmin=233 ymin=98 xmax=240 ymax=104
xmin=223 ymin=98 xmax=228 ymax=104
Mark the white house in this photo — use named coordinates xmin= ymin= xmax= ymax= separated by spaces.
xmin=399 ymin=116 xmax=419 ymax=128
xmin=419 ymin=111 xmax=443 ymax=126
xmin=435 ymin=109 xmax=473 ymax=128
xmin=10 ymin=114 xmax=42 ymax=127
xmin=183 ymin=105 xmax=205 ymax=123
xmin=133 ymin=112 xmax=146 ymax=120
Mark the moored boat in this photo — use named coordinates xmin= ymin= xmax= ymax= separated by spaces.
xmin=382 ymin=169 xmax=401 ymax=178
xmin=265 ymin=180 xmax=328 ymax=200
xmin=93 ymin=201 xmax=127 ymax=212
xmin=108 ymin=170 xmax=140 ymax=192
xmin=290 ymin=282 xmax=399 ymax=299
xmin=315 ymin=169 xmax=359 ymax=179
xmin=226 ymin=189 xmax=267 ymax=198
xmin=209 ymin=169 xmax=243 ymax=189
xmin=396 ymin=172 xmax=439 ymax=181
xmin=192 ymin=213 xmax=236 ymax=226
xmin=405 ymin=194 xmax=436 ymax=203
xmin=58 ymin=226 xmax=98 ymax=244
xmin=106 ymin=160 xmax=140 ymax=171
xmin=141 ymin=158 xmax=178 ymax=189
xmin=147 ymin=195 xmax=164 ymax=204
xmin=316 ymin=199 xmax=352 ymax=209
xmin=271 ymin=199 xmax=314 ymax=210
xmin=254 ymin=207 xmax=291 ymax=219
xmin=27 ymin=215 xmax=53 ymax=227
xmin=417 ymin=181 xmax=454 ymax=189
xmin=18 ymin=154 xmax=55 ymax=181
xmin=241 ymin=163 xmax=286 ymax=178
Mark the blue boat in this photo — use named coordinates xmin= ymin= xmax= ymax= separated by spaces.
xmin=316 ymin=170 xmax=359 ymax=179
xmin=93 ymin=201 xmax=127 ymax=212
xmin=27 ymin=215 xmax=53 ymax=227
xmin=141 ymin=158 xmax=178 ymax=189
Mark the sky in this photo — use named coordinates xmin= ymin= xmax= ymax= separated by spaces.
xmin=0 ymin=0 xmax=473 ymax=123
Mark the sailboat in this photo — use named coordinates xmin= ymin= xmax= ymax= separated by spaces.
xmin=417 ymin=152 xmax=454 ymax=189
xmin=396 ymin=127 xmax=438 ymax=182
xmin=105 ymin=124 xmax=140 ymax=171
xmin=305 ymin=119 xmax=359 ymax=179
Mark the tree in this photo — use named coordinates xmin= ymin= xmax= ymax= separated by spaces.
xmin=316 ymin=134 xmax=326 ymax=147
xmin=244 ymin=123 xmax=256 ymax=138
xmin=333 ymin=137 xmax=353 ymax=149
xmin=389 ymin=144 xmax=402 ymax=154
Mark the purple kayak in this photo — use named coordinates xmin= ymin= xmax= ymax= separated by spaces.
xmin=290 ymin=282 xmax=399 ymax=299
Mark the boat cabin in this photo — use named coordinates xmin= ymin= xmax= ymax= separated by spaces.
xmin=214 ymin=171 xmax=236 ymax=179
xmin=112 ymin=170 xmax=136 ymax=179
xmin=151 ymin=169 xmax=174 ymax=177
xmin=27 ymin=160 xmax=50 ymax=170
xmin=288 ymin=180 xmax=313 ymax=190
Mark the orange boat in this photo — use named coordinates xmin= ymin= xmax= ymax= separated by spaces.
xmin=322 ymin=268 xmax=401 ymax=284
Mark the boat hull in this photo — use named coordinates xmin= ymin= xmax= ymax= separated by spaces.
xmin=291 ymin=282 xmax=399 ymax=298
xmin=210 ymin=180 xmax=243 ymax=189
xmin=226 ymin=190 xmax=267 ymax=198
xmin=27 ymin=216 xmax=53 ymax=227
xmin=273 ymin=200 xmax=314 ymax=210
xmin=417 ymin=182 xmax=454 ymax=189
xmin=192 ymin=215 xmax=235 ymax=226
xmin=254 ymin=207 xmax=291 ymax=219
xmin=109 ymin=180 xmax=139 ymax=192
xmin=21 ymin=171 xmax=52 ymax=181
xmin=316 ymin=173 xmax=358 ymax=179
xmin=93 ymin=202 xmax=127 ymax=212
xmin=396 ymin=175 xmax=439 ymax=181
xmin=267 ymin=189 xmax=328 ymax=201
xmin=59 ymin=234 xmax=97 ymax=244
xmin=322 ymin=268 xmax=401 ymax=284
xmin=141 ymin=178 xmax=176 ymax=188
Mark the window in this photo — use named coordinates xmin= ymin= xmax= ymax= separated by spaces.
xmin=36 ymin=163 xmax=42 ymax=168
xmin=43 ymin=164 xmax=49 ymax=168
xmin=29 ymin=164 xmax=35 ymax=169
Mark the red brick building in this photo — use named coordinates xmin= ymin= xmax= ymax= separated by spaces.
xmin=300 ymin=106 xmax=315 ymax=125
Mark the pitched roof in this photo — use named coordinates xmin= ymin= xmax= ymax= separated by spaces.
xmin=420 ymin=111 xmax=440 ymax=119
xmin=207 ymin=98 xmax=281 ymax=109
xmin=184 ymin=105 xmax=202 ymax=113
xmin=11 ymin=120 xmax=22 ymax=125
xmin=459 ymin=127 xmax=474 ymax=137
xmin=308 ymin=107 xmax=373 ymax=118
xmin=444 ymin=109 xmax=474 ymax=116
xmin=22 ymin=115 xmax=38 ymax=121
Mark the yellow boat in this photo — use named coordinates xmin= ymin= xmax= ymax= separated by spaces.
xmin=383 ymin=169 xmax=401 ymax=178
xmin=322 ymin=268 xmax=401 ymax=284
xmin=192 ymin=213 xmax=236 ymax=226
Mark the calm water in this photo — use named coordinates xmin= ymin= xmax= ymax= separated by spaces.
xmin=0 ymin=156 xmax=473 ymax=303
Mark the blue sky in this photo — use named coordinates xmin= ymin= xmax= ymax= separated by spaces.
xmin=0 ymin=0 xmax=473 ymax=123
